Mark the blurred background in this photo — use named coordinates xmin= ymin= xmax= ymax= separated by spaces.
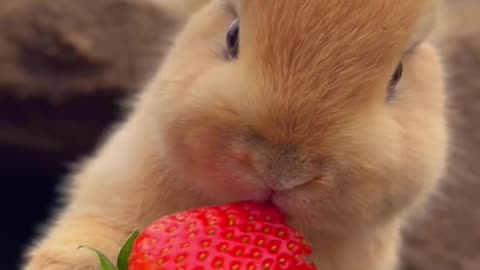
xmin=0 ymin=0 xmax=478 ymax=269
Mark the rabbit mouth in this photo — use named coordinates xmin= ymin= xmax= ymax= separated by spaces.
xmin=243 ymin=188 xmax=274 ymax=204
xmin=254 ymin=189 xmax=275 ymax=204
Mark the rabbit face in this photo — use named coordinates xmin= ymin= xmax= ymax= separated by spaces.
xmin=150 ymin=0 xmax=447 ymax=233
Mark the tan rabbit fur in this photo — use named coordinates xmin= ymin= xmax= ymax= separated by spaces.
xmin=148 ymin=0 xmax=210 ymax=21
xmin=23 ymin=0 xmax=448 ymax=270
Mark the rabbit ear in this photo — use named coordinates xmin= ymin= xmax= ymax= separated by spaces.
xmin=407 ymin=0 xmax=440 ymax=50
xmin=222 ymin=0 xmax=240 ymax=11
xmin=148 ymin=0 xmax=209 ymax=20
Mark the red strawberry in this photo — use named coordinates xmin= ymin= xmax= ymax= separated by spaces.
xmin=82 ymin=201 xmax=316 ymax=270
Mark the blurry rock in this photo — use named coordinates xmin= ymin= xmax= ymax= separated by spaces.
xmin=0 ymin=0 xmax=180 ymax=170
xmin=0 ymin=0 xmax=178 ymax=98
xmin=0 ymin=2 xmax=187 ymax=268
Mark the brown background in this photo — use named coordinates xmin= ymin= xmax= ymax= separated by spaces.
xmin=0 ymin=0 xmax=478 ymax=269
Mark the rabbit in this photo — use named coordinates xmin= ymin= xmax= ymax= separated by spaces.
xmin=22 ymin=0 xmax=448 ymax=269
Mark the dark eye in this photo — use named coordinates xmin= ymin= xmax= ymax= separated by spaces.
xmin=387 ymin=63 xmax=403 ymax=100
xmin=226 ymin=20 xmax=239 ymax=59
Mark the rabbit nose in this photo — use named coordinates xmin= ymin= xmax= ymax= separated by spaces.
xmin=250 ymin=145 xmax=313 ymax=191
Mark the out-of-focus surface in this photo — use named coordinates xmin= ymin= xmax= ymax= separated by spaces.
xmin=0 ymin=0 xmax=179 ymax=268
xmin=0 ymin=0 xmax=478 ymax=269
xmin=0 ymin=0 xmax=179 ymax=174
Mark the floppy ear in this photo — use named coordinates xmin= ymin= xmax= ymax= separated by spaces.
xmin=148 ymin=0 xmax=209 ymax=20
xmin=407 ymin=0 xmax=441 ymax=50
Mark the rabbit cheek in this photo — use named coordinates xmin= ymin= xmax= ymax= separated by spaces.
xmin=165 ymin=119 xmax=271 ymax=203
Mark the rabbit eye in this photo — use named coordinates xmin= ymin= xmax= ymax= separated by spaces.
xmin=391 ymin=63 xmax=403 ymax=86
xmin=226 ymin=19 xmax=239 ymax=59
xmin=387 ymin=63 xmax=403 ymax=100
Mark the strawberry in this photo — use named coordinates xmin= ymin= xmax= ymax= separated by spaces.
xmin=81 ymin=201 xmax=316 ymax=270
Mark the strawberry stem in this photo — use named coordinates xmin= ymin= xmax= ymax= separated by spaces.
xmin=78 ymin=230 xmax=140 ymax=270
xmin=78 ymin=245 xmax=117 ymax=270
xmin=117 ymin=230 xmax=140 ymax=270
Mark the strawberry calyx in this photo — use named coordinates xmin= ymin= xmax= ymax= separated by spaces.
xmin=79 ymin=230 xmax=140 ymax=270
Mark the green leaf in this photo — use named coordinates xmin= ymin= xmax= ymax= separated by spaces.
xmin=117 ymin=230 xmax=140 ymax=270
xmin=78 ymin=245 xmax=117 ymax=270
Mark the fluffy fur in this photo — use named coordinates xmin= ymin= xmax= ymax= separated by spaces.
xmin=23 ymin=0 xmax=448 ymax=270
xmin=147 ymin=0 xmax=210 ymax=20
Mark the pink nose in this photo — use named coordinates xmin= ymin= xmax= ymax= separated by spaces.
xmin=229 ymin=133 xmax=316 ymax=192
